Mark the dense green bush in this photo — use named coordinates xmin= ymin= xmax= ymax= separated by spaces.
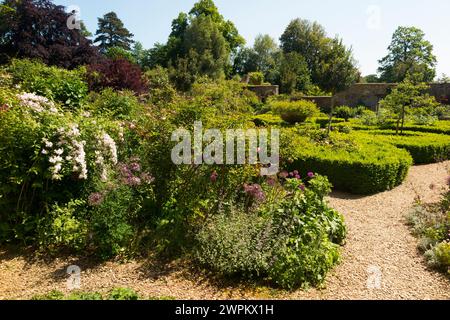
xmin=333 ymin=106 xmax=355 ymax=121
xmin=7 ymin=59 xmax=88 ymax=109
xmin=86 ymin=88 xmax=143 ymax=119
xmin=194 ymin=175 xmax=346 ymax=289
xmin=270 ymin=100 xmax=319 ymax=124
xmin=281 ymin=129 xmax=413 ymax=194
xmin=0 ymin=91 xmax=154 ymax=257
xmin=248 ymin=72 xmax=264 ymax=85
xmin=357 ymin=131 xmax=450 ymax=164
xmin=252 ymin=113 xmax=286 ymax=127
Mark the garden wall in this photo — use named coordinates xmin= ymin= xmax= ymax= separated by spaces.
xmin=302 ymin=83 xmax=450 ymax=112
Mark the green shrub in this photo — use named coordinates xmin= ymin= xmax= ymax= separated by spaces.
xmin=282 ymin=129 xmax=413 ymax=194
xmin=194 ymin=211 xmax=279 ymax=278
xmin=333 ymin=106 xmax=355 ymax=121
xmin=358 ymin=131 xmax=450 ymax=164
xmin=358 ymin=110 xmax=378 ymax=126
xmin=86 ymin=88 xmax=143 ymax=119
xmin=194 ymin=175 xmax=346 ymax=289
xmin=108 ymin=287 xmax=140 ymax=300
xmin=248 ymin=72 xmax=264 ymax=85
xmin=32 ymin=288 xmax=140 ymax=300
xmin=314 ymin=117 xmax=346 ymax=128
xmin=270 ymin=100 xmax=319 ymax=124
xmin=252 ymin=114 xmax=286 ymax=127
xmin=7 ymin=59 xmax=88 ymax=110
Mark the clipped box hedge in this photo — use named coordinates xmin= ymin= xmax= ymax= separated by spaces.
xmin=356 ymin=131 xmax=450 ymax=164
xmin=282 ymin=131 xmax=413 ymax=195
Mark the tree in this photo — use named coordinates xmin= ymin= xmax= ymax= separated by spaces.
xmin=169 ymin=15 xmax=229 ymax=90
xmin=364 ymin=74 xmax=380 ymax=83
xmin=278 ymin=52 xmax=311 ymax=94
xmin=279 ymin=18 xmax=358 ymax=94
xmin=378 ymin=26 xmax=436 ymax=83
xmin=189 ymin=0 xmax=244 ymax=53
xmin=253 ymin=34 xmax=279 ymax=76
xmin=0 ymin=0 xmax=99 ymax=68
xmin=379 ymin=75 xmax=439 ymax=134
xmin=280 ymin=19 xmax=327 ymax=84
xmin=94 ymin=12 xmax=134 ymax=52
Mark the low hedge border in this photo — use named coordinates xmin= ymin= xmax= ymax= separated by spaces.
xmin=355 ymin=131 xmax=450 ymax=164
xmin=282 ymin=131 xmax=413 ymax=195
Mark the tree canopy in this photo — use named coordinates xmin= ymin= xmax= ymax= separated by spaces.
xmin=0 ymin=0 xmax=98 ymax=68
xmin=378 ymin=26 xmax=436 ymax=83
xmin=94 ymin=11 xmax=134 ymax=53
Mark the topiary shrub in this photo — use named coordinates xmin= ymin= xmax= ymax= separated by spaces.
xmin=333 ymin=106 xmax=355 ymax=121
xmin=358 ymin=131 xmax=450 ymax=164
xmin=270 ymin=100 xmax=319 ymax=124
xmin=281 ymin=129 xmax=413 ymax=194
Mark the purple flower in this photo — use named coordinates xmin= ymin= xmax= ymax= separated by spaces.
xmin=295 ymin=175 xmax=301 ymax=180
xmin=127 ymin=176 xmax=142 ymax=187
xmin=299 ymin=184 xmax=306 ymax=191
xmin=267 ymin=177 xmax=276 ymax=186
xmin=279 ymin=171 xmax=289 ymax=179
xmin=129 ymin=162 xmax=141 ymax=172
xmin=293 ymin=170 xmax=299 ymax=176
xmin=244 ymin=183 xmax=266 ymax=202
xmin=210 ymin=171 xmax=219 ymax=183
xmin=88 ymin=192 xmax=104 ymax=206
xmin=140 ymin=172 xmax=155 ymax=184
xmin=307 ymin=172 xmax=315 ymax=178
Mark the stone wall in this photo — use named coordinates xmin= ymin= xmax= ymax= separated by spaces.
xmin=302 ymin=83 xmax=450 ymax=112
xmin=247 ymin=85 xmax=279 ymax=101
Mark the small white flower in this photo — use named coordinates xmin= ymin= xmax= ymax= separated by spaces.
xmin=42 ymin=149 xmax=48 ymax=155
xmin=55 ymin=148 xmax=64 ymax=155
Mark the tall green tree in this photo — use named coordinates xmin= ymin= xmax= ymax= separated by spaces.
xmin=169 ymin=14 xmax=229 ymax=90
xmin=378 ymin=26 xmax=436 ymax=83
xmin=279 ymin=18 xmax=358 ymax=93
xmin=277 ymin=52 xmax=311 ymax=94
xmin=94 ymin=12 xmax=134 ymax=52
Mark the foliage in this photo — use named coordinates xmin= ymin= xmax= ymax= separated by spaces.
xmin=248 ymin=72 xmax=264 ymax=85
xmin=94 ymin=12 xmax=134 ymax=52
xmin=277 ymin=52 xmax=311 ymax=94
xmin=378 ymin=26 xmax=436 ymax=83
xmin=333 ymin=106 xmax=356 ymax=121
xmin=408 ymin=191 xmax=450 ymax=275
xmin=0 ymin=92 xmax=154 ymax=257
xmin=282 ymin=129 xmax=413 ymax=194
xmin=356 ymin=131 xmax=450 ymax=164
xmin=7 ymin=59 xmax=88 ymax=110
xmin=194 ymin=174 xmax=346 ymax=289
xmin=87 ymin=58 xmax=147 ymax=94
xmin=32 ymin=288 xmax=141 ymax=300
xmin=86 ymin=88 xmax=143 ymax=120
xmin=0 ymin=0 xmax=99 ymax=68
xmin=280 ymin=18 xmax=359 ymax=94
xmin=379 ymin=76 xmax=440 ymax=134
xmin=105 ymin=46 xmax=137 ymax=64
xmin=270 ymin=100 xmax=319 ymax=124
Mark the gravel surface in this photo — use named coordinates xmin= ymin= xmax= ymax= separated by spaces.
xmin=1 ymin=163 xmax=449 ymax=300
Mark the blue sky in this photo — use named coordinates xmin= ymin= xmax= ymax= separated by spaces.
xmin=55 ymin=0 xmax=450 ymax=77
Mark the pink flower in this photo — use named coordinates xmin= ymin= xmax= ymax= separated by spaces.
xmin=279 ymin=171 xmax=289 ymax=179
xmin=299 ymin=184 xmax=306 ymax=191
xmin=210 ymin=171 xmax=219 ymax=183
xmin=88 ymin=192 xmax=104 ymax=206
xmin=307 ymin=172 xmax=315 ymax=178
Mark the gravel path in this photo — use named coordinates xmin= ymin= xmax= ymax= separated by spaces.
xmin=1 ymin=163 xmax=449 ymax=300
